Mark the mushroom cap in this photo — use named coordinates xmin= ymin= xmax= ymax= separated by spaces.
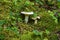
xmin=32 ymin=16 xmax=40 ymax=20
xmin=21 ymin=12 xmax=34 ymax=15
xmin=37 ymin=16 xmax=40 ymax=19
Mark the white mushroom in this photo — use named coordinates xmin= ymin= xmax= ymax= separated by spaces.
xmin=21 ymin=12 xmax=33 ymax=23
xmin=32 ymin=16 xmax=40 ymax=24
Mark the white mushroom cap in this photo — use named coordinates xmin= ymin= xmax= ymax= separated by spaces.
xmin=21 ymin=12 xmax=33 ymax=15
xmin=37 ymin=16 xmax=40 ymax=19
xmin=32 ymin=16 xmax=40 ymax=20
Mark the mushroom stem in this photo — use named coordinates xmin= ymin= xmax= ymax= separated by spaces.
xmin=34 ymin=20 xmax=37 ymax=24
xmin=25 ymin=15 xmax=29 ymax=23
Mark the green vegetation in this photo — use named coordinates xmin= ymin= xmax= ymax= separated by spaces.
xmin=0 ymin=0 xmax=60 ymax=40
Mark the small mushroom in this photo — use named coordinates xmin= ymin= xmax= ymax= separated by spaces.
xmin=21 ymin=12 xmax=33 ymax=23
xmin=32 ymin=16 xmax=40 ymax=24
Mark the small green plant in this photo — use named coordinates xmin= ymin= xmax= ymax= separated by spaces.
xmin=21 ymin=31 xmax=33 ymax=40
xmin=0 ymin=20 xmax=5 ymax=26
xmin=48 ymin=10 xmax=58 ymax=24
xmin=0 ymin=34 xmax=5 ymax=40
xmin=33 ymin=30 xmax=50 ymax=40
